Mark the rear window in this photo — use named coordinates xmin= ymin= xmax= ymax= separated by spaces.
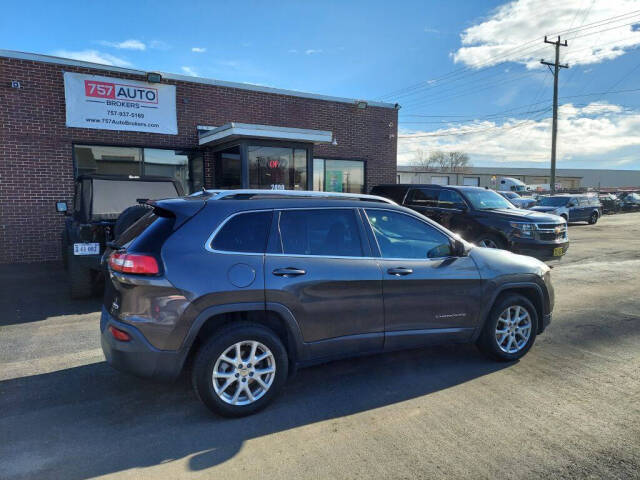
xmin=211 ymin=211 xmax=272 ymax=253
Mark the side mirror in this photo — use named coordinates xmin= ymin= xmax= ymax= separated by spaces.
xmin=55 ymin=201 xmax=69 ymax=215
xmin=454 ymin=204 xmax=468 ymax=212
xmin=451 ymin=239 xmax=467 ymax=257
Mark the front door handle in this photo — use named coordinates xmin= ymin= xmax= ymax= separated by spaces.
xmin=387 ymin=267 xmax=413 ymax=276
xmin=272 ymin=267 xmax=306 ymax=277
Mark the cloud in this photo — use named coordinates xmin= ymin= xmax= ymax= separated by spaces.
xmin=305 ymin=49 xmax=323 ymax=55
xmin=191 ymin=47 xmax=206 ymax=53
xmin=148 ymin=40 xmax=170 ymax=50
xmin=98 ymin=39 xmax=146 ymax=51
xmin=452 ymin=0 xmax=640 ymax=68
xmin=288 ymin=49 xmax=298 ymax=54
xmin=53 ymin=49 xmax=132 ymax=67
xmin=424 ymin=27 xmax=440 ymax=34
xmin=398 ymin=102 xmax=640 ymax=166
xmin=181 ymin=66 xmax=199 ymax=77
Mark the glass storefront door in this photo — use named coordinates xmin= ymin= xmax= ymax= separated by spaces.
xmin=248 ymin=145 xmax=307 ymax=190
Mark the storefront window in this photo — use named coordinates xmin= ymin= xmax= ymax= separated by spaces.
xmin=214 ymin=146 xmax=242 ymax=189
xmin=74 ymin=145 xmax=204 ymax=193
xmin=248 ymin=146 xmax=307 ymax=190
xmin=75 ymin=145 xmax=141 ymax=177
xmin=313 ymin=159 xmax=365 ymax=193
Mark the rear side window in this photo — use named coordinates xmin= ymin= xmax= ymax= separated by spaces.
xmin=278 ymin=209 xmax=363 ymax=257
xmin=406 ymin=188 xmax=438 ymax=207
xmin=211 ymin=211 xmax=272 ymax=253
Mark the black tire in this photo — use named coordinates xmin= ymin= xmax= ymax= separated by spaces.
xmin=588 ymin=212 xmax=598 ymax=225
xmin=477 ymin=293 xmax=538 ymax=362
xmin=192 ymin=322 xmax=289 ymax=417
xmin=475 ymin=233 xmax=507 ymax=250
xmin=68 ymin=247 xmax=94 ymax=299
xmin=114 ymin=204 xmax=152 ymax=239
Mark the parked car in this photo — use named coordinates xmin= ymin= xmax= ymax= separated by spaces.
xmin=529 ymin=194 xmax=602 ymax=224
xmin=59 ymin=174 xmax=183 ymax=298
xmin=370 ymin=184 xmax=568 ymax=260
xmin=620 ymin=192 xmax=640 ymax=210
xmin=598 ymin=193 xmax=621 ymax=214
xmin=498 ymin=191 xmax=537 ymax=209
xmin=101 ymin=190 xmax=555 ymax=417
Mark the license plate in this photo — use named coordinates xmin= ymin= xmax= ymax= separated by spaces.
xmin=553 ymin=247 xmax=564 ymax=257
xmin=73 ymin=243 xmax=100 ymax=255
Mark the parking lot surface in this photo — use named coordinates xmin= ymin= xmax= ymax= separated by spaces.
xmin=1 ymin=213 xmax=639 ymax=479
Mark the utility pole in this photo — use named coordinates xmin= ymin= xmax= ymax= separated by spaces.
xmin=541 ymin=36 xmax=568 ymax=194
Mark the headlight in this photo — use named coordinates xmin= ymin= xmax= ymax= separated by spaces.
xmin=509 ymin=221 xmax=535 ymax=238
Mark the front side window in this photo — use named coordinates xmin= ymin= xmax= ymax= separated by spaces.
xmin=365 ymin=209 xmax=452 ymax=259
xmin=538 ymin=196 xmax=569 ymax=207
xmin=463 ymin=189 xmax=514 ymax=210
xmin=438 ymin=190 xmax=466 ymax=209
xmin=278 ymin=209 xmax=363 ymax=257
xmin=211 ymin=211 xmax=272 ymax=253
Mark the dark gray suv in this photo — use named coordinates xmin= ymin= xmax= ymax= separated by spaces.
xmin=101 ymin=190 xmax=554 ymax=417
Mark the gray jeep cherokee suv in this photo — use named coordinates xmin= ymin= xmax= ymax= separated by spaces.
xmin=101 ymin=190 xmax=554 ymax=417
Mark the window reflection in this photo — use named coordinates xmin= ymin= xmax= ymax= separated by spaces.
xmin=248 ymin=146 xmax=307 ymax=190
xmin=313 ymin=159 xmax=365 ymax=193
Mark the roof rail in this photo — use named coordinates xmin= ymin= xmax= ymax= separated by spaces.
xmin=201 ymin=189 xmax=397 ymax=205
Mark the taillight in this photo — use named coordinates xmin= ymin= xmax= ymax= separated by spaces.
xmin=109 ymin=252 xmax=159 ymax=275
xmin=108 ymin=325 xmax=131 ymax=342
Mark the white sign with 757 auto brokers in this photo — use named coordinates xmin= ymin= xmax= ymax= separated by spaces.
xmin=64 ymin=72 xmax=177 ymax=134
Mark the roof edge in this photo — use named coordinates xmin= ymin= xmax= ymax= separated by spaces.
xmin=0 ymin=49 xmax=399 ymax=110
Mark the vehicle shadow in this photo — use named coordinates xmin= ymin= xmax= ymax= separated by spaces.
xmin=0 ymin=344 xmax=509 ymax=479
xmin=0 ymin=262 xmax=101 ymax=326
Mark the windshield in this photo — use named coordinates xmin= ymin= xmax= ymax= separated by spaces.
xmin=538 ymin=197 xmax=569 ymax=207
xmin=464 ymin=189 xmax=515 ymax=210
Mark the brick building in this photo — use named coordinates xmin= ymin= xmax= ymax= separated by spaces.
xmin=0 ymin=50 xmax=398 ymax=264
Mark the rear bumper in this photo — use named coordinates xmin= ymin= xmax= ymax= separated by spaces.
xmin=100 ymin=307 xmax=184 ymax=381
xmin=511 ymin=239 xmax=569 ymax=259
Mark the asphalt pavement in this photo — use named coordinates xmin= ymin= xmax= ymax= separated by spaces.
xmin=1 ymin=213 xmax=639 ymax=479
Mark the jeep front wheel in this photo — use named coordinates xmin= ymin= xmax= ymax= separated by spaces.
xmin=192 ymin=323 xmax=288 ymax=417
xmin=477 ymin=294 xmax=538 ymax=361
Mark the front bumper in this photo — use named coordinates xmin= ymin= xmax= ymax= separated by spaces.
xmin=100 ymin=307 xmax=184 ymax=381
xmin=511 ymin=238 xmax=569 ymax=259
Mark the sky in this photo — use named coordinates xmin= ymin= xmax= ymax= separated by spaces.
xmin=2 ymin=0 xmax=639 ymax=170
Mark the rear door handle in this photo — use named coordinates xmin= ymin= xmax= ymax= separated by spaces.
xmin=387 ymin=267 xmax=413 ymax=276
xmin=272 ymin=267 xmax=306 ymax=277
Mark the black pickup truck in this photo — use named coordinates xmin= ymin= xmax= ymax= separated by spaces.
xmin=59 ymin=174 xmax=183 ymax=298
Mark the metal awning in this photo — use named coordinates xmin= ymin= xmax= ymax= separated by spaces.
xmin=198 ymin=122 xmax=333 ymax=146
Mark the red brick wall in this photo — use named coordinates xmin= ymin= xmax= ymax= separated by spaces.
xmin=0 ymin=55 xmax=398 ymax=263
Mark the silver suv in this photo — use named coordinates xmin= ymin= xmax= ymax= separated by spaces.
xmin=101 ymin=190 xmax=555 ymax=417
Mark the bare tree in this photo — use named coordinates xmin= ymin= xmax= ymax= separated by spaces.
xmin=430 ymin=151 xmax=448 ymax=171
xmin=447 ymin=151 xmax=471 ymax=172
xmin=410 ymin=148 xmax=436 ymax=170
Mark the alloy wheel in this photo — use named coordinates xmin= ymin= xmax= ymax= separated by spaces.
xmin=495 ymin=305 xmax=532 ymax=354
xmin=212 ymin=340 xmax=276 ymax=406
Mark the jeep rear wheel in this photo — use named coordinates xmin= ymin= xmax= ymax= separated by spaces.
xmin=192 ymin=323 xmax=288 ymax=417
xmin=477 ymin=293 xmax=538 ymax=361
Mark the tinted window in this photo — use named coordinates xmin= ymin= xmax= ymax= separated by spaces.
xmin=463 ymin=189 xmax=514 ymax=210
xmin=538 ymin=196 xmax=569 ymax=207
xmin=212 ymin=211 xmax=272 ymax=253
xmin=365 ymin=209 xmax=452 ymax=259
xmin=438 ymin=190 xmax=466 ymax=208
xmin=406 ymin=188 xmax=438 ymax=207
xmin=279 ymin=209 xmax=363 ymax=257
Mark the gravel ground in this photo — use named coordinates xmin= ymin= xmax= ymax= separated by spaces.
xmin=1 ymin=212 xmax=639 ymax=480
